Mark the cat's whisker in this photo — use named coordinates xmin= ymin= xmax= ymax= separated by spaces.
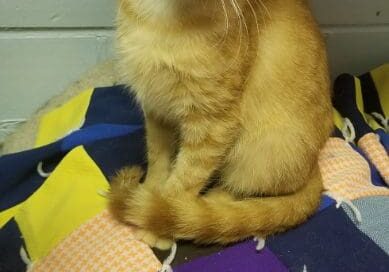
xmin=234 ymin=0 xmax=249 ymax=38
xmin=231 ymin=0 xmax=250 ymax=63
xmin=220 ymin=0 xmax=230 ymax=40
xmin=210 ymin=0 xmax=230 ymax=50
xmin=246 ymin=0 xmax=260 ymax=38
xmin=250 ymin=0 xmax=270 ymax=31
xmin=257 ymin=0 xmax=271 ymax=19
xmin=222 ymin=0 xmax=243 ymax=73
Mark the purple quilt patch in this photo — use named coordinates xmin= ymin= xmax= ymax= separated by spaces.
xmin=175 ymin=241 xmax=288 ymax=272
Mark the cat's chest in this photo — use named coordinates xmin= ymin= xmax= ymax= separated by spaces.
xmin=119 ymin=27 xmax=219 ymax=120
xmin=121 ymin=28 xmax=207 ymax=84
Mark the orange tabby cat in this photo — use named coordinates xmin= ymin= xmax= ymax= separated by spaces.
xmin=109 ymin=0 xmax=333 ymax=249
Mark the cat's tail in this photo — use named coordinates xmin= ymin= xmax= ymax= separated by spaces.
xmin=108 ymin=166 xmax=323 ymax=244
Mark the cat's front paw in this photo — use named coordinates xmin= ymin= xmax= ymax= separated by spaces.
xmin=134 ymin=228 xmax=174 ymax=250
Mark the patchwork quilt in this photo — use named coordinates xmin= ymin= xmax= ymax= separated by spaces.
xmin=1 ymin=64 xmax=388 ymax=272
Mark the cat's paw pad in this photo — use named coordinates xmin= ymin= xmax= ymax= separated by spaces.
xmin=134 ymin=228 xmax=174 ymax=250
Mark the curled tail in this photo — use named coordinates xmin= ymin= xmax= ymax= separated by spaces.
xmin=109 ymin=166 xmax=323 ymax=244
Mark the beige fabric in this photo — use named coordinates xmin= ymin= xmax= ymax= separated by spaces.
xmin=319 ymin=137 xmax=389 ymax=200
xmin=31 ymin=210 xmax=162 ymax=272
xmin=358 ymin=133 xmax=389 ymax=185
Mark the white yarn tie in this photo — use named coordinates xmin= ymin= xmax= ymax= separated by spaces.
xmin=324 ymin=192 xmax=362 ymax=224
xmin=37 ymin=161 xmax=52 ymax=178
xmin=97 ymin=189 xmax=109 ymax=198
xmin=20 ymin=246 xmax=33 ymax=271
xmin=0 ymin=119 xmax=26 ymax=131
xmin=253 ymin=236 xmax=266 ymax=251
xmin=159 ymin=242 xmax=177 ymax=272
xmin=341 ymin=118 xmax=356 ymax=144
xmin=0 ymin=119 xmax=27 ymax=144
xmin=371 ymin=112 xmax=389 ymax=132
xmin=303 ymin=264 xmax=308 ymax=272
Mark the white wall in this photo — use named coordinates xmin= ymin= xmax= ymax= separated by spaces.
xmin=0 ymin=0 xmax=388 ymax=123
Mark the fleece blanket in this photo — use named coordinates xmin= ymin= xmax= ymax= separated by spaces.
xmin=0 ymin=64 xmax=388 ymax=272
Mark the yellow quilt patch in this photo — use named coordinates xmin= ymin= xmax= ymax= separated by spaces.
xmin=371 ymin=64 xmax=389 ymax=116
xmin=333 ymin=109 xmax=345 ymax=131
xmin=35 ymin=89 xmax=94 ymax=147
xmin=14 ymin=146 xmax=109 ymax=261
xmin=0 ymin=205 xmax=21 ymax=228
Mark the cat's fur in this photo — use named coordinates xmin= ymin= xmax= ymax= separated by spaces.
xmin=109 ymin=0 xmax=333 ymax=247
